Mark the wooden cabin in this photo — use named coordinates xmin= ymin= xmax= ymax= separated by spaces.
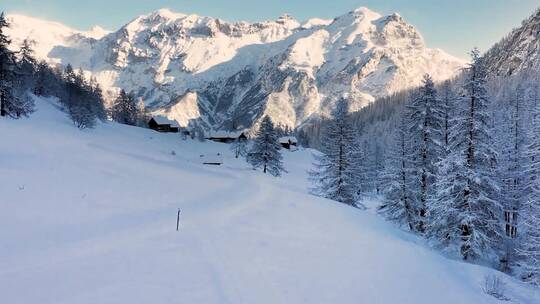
xmin=148 ymin=116 xmax=180 ymax=133
xmin=279 ymin=136 xmax=298 ymax=150
xmin=206 ymin=130 xmax=247 ymax=143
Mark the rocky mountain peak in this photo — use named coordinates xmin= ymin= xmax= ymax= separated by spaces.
xmin=7 ymin=8 xmax=464 ymax=131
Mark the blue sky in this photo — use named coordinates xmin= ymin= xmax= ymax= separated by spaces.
xmin=3 ymin=0 xmax=539 ymax=59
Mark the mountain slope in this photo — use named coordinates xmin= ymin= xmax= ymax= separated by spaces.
xmin=483 ymin=8 xmax=540 ymax=77
xmin=6 ymin=8 xmax=464 ymax=130
xmin=1 ymin=97 xmax=538 ymax=303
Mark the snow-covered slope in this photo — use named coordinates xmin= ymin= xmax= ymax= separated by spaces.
xmin=6 ymin=8 xmax=464 ymax=130
xmin=1 ymin=97 xmax=538 ymax=303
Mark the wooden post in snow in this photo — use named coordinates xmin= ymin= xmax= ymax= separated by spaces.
xmin=176 ymin=208 xmax=181 ymax=231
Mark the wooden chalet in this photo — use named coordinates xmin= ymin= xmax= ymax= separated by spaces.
xmin=279 ymin=136 xmax=298 ymax=150
xmin=148 ymin=116 xmax=180 ymax=133
xmin=206 ymin=130 xmax=247 ymax=143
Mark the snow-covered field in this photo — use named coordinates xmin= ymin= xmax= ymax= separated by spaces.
xmin=1 ymin=98 xmax=538 ymax=303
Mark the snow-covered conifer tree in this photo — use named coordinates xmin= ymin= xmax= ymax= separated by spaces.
xmin=247 ymin=116 xmax=285 ymax=177
xmin=33 ymin=60 xmax=62 ymax=97
xmin=69 ymin=102 xmax=96 ymax=129
xmin=519 ymin=97 xmax=540 ymax=284
xmin=440 ymin=80 xmax=456 ymax=156
xmin=348 ymin=134 xmax=368 ymax=207
xmin=497 ymin=84 xmax=528 ymax=271
xmin=88 ymin=78 xmax=106 ymax=121
xmin=379 ymin=114 xmax=415 ymax=229
xmin=309 ymin=98 xmax=358 ymax=206
xmin=406 ymin=74 xmax=444 ymax=232
xmin=111 ymin=89 xmax=138 ymax=125
xmin=17 ymin=39 xmax=37 ymax=85
xmin=231 ymin=134 xmax=248 ymax=158
xmin=0 ymin=12 xmax=17 ymax=118
xmin=62 ymin=66 xmax=99 ymax=128
xmin=7 ymin=38 xmax=38 ymax=118
xmin=428 ymin=49 xmax=502 ymax=260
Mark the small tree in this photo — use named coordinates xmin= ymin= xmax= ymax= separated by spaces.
xmin=309 ymin=98 xmax=359 ymax=206
xmin=8 ymin=89 xmax=34 ymax=118
xmin=191 ymin=125 xmax=206 ymax=141
xmin=230 ymin=135 xmax=248 ymax=158
xmin=247 ymin=116 xmax=285 ymax=176
xmin=69 ymin=102 xmax=96 ymax=129
xmin=111 ymin=89 xmax=138 ymax=125
xmin=135 ymin=97 xmax=149 ymax=127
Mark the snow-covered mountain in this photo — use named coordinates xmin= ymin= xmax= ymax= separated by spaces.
xmin=6 ymin=7 xmax=464 ymax=130
xmin=483 ymin=8 xmax=540 ymax=77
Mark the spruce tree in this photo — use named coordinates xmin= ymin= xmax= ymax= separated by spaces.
xmin=62 ymin=66 xmax=100 ymax=128
xmin=247 ymin=115 xmax=285 ymax=177
xmin=33 ymin=60 xmax=62 ymax=97
xmin=88 ymin=78 xmax=106 ymax=121
xmin=519 ymin=97 xmax=540 ymax=284
xmin=0 ymin=12 xmax=17 ymax=118
xmin=498 ymin=84 xmax=528 ymax=271
xmin=406 ymin=74 xmax=444 ymax=232
xmin=69 ymin=102 xmax=96 ymax=129
xmin=9 ymin=38 xmax=37 ymax=118
xmin=379 ymin=114 xmax=415 ymax=229
xmin=362 ymin=142 xmax=385 ymax=195
xmin=111 ymin=89 xmax=138 ymax=125
xmin=309 ymin=98 xmax=358 ymax=206
xmin=349 ymin=135 xmax=368 ymax=203
xmin=360 ymin=142 xmax=375 ymax=192
xmin=230 ymin=134 xmax=248 ymax=158
xmin=428 ymin=49 xmax=502 ymax=260
xmin=440 ymin=80 xmax=456 ymax=156
xmin=17 ymin=39 xmax=37 ymax=86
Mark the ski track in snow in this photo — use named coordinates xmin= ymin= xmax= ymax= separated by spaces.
xmin=0 ymin=97 xmax=539 ymax=303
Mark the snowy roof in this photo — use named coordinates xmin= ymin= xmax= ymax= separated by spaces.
xmin=151 ymin=116 xmax=180 ymax=128
xmin=206 ymin=130 xmax=245 ymax=139
xmin=279 ymin=136 xmax=298 ymax=144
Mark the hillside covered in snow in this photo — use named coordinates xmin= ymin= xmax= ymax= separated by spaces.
xmin=6 ymin=7 xmax=464 ymax=130
xmin=1 ymin=96 xmax=538 ymax=304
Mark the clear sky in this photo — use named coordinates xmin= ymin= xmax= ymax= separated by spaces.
xmin=3 ymin=0 xmax=539 ymax=59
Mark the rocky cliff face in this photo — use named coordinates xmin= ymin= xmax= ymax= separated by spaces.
xmin=7 ymin=7 xmax=464 ymax=130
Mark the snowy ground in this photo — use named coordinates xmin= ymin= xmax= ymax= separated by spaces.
xmin=1 ymin=98 xmax=539 ymax=304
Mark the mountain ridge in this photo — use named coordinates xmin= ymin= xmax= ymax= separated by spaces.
xmin=6 ymin=7 xmax=464 ymax=130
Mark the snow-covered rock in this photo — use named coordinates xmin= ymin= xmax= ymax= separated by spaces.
xmin=6 ymin=7 xmax=464 ymax=130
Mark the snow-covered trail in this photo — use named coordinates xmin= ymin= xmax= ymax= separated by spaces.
xmin=1 ymin=98 xmax=539 ymax=303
